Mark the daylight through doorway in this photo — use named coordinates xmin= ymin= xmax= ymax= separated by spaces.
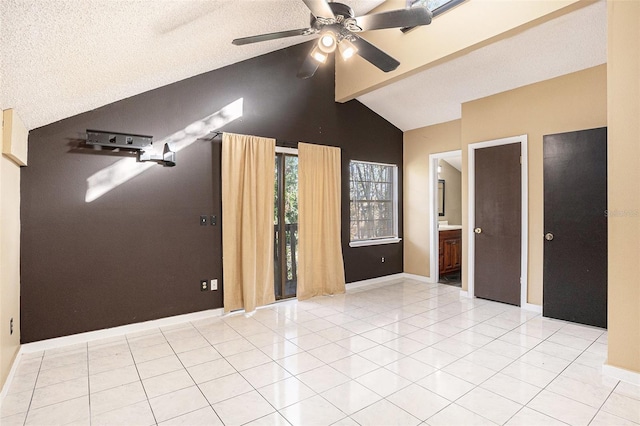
xmin=274 ymin=152 xmax=299 ymax=300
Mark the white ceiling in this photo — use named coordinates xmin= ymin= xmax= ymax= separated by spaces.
xmin=358 ymin=0 xmax=607 ymax=131
xmin=0 ymin=0 xmax=384 ymax=130
xmin=0 ymin=0 xmax=606 ymax=132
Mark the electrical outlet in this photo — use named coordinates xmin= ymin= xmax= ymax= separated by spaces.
xmin=211 ymin=279 xmax=218 ymax=291
xmin=381 ymin=257 xmax=385 ymax=263
xmin=200 ymin=279 xmax=209 ymax=291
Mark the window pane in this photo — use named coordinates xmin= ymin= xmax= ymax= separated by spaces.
xmin=349 ymin=161 xmax=397 ymax=242
xmin=411 ymin=0 xmax=457 ymax=11
xmin=429 ymin=0 xmax=451 ymax=9
xmin=284 ymin=155 xmax=298 ymax=225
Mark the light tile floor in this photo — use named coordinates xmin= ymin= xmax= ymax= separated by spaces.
xmin=2 ymin=279 xmax=639 ymax=426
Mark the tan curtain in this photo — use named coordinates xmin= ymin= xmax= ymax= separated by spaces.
xmin=221 ymin=133 xmax=275 ymax=313
xmin=297 ymin=142 xmax=346 ymax=300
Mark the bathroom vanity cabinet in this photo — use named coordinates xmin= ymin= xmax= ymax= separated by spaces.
xmin=439 ymin=229 xmax=462 ymax=275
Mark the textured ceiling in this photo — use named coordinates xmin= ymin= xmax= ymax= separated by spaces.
xmin=357 ymin=0 xmax=607 ymax=131
xmin=0 ymin=0 xmax=384 ymax=130
xmin=1 ymin=0 xmax=607 ymax=132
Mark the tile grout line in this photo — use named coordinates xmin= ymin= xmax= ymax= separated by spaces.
xmin=417 ymin=311 xmax=539 ymax=425
xmin=503 ymin=326 xmax=609 ymax=425
xmin=21 ymin=351 xmax=44 ymax=426
xmin=587 ymin=381 xmax=619 ymax=425
xmin=124 ymin=332 xmax=159 ymax=426
xmin=228 ymin=308 xmax=374 ymax=424
xmin=86 ymin=341 xmax=92 ymax=426
xmin=9 ymin=280 xmax=623 ymax=426
xmin=154 ymin=324 xmax=224 ymax=425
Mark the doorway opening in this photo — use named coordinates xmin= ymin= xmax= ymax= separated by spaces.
xmin=274 ymin=148 xmax=298 ymax=300
xmin=429 ymin=150 xmax=463 ymax=287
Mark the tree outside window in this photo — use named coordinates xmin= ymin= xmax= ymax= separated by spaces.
xmin=349 ymin=160 xmax=398 ymax=243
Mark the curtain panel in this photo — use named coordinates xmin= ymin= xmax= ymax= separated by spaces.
xmin=221 ymin=133 xmax=276 ymax=313
xmin=297 ymin=142 xmax=346 ymax=300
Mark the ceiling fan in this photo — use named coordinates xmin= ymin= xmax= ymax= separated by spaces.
xmin=232 ymin=0 xmax=432 ymax=79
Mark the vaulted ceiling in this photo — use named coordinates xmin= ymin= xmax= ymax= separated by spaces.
xmin=0 ymin=0 xmax=606 ymax=132
xmin=358 ymin=0 xmax=606 ymax=131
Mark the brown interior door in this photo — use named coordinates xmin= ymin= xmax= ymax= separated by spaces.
xmin=543 ymin=128 xmax=607 ymax=328
xmin=474 ymin=143 xmax=522 ymax=306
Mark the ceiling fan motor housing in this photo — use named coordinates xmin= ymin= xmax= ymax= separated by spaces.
xmin=310 ymin=2 xmax=355 ymax=26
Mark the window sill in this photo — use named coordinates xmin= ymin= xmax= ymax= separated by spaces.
xmin=349 ymin=237 xmax=402 ymax=248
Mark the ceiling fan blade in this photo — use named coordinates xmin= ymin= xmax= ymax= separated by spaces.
xmin=355 ymin=7 xmax=432 ymax=31
xmin=350 ymin=35 xmax=400 ymax=72
xmin=232 ymin=28 xmax=311 ymax=46
xmin=302 ymin=0 xmax=335 ymax=18
xmin=297 ymin=46 xmax=321 ymax=79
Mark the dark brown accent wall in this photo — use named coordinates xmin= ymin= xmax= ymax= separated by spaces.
xmin=21 ymin=42 xmax=403 ymax=343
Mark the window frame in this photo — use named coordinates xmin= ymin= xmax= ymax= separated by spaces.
xmin=348 ymin=160 xmax=402 ymax=248
xmin=401 ymin=0 xmax=467 ymax=33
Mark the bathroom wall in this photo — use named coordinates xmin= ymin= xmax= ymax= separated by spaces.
xmin=438 ymin=158 xmax=461 ymax=225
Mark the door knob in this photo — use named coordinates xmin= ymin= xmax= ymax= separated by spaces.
xmin=474 ymin=227 xmax=482 ymax=234
xmin=545 ymin=232 xmax=554 ymax=241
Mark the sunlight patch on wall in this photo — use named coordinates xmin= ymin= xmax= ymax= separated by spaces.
xmin=85 ymin=98 xmax=243 ymax=203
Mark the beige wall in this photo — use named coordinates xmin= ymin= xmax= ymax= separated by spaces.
xmin=0 ymin=151 xmax=22 ymax=390
xmin=438 ymin=159 xmax=462 ymax=225
xmin=404 ymin=120 xmax=460 ymax=277
xmin=1 ymin=92 xmax=23 ymax=390
xmin=460 ymin=65 xmax=607 ymax=304
xmin=336 ymin=0 xmax=586 ymax=101
xmin=606 ymin=0 xmax=640 ymax=374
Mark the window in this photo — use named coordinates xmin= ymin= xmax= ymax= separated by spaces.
xmin=407 ymin=0 xmax=466 ymax=16
xmin=349 ymin=160 xmax=401 ymax=247
xmin=402 ymin=0 xmax=466 ymax=32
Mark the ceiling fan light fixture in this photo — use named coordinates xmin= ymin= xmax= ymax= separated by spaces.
xmin=318 ymin=32 xmax=337 ymax=53
xmin=338 ymin=39 xmax=357 ymax=60
xmin=232 ymin=0 xmax=431 ymax=78
xmin=310 ymin=45 xmax=328 ymax=63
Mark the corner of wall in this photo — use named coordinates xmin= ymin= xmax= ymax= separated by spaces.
xmin=403 ymin=120 xmax=462 ymax=278
xmin=0 ymin=110 xmax=23 ymax=390
xmin=606 ymin=0 xmax=640 ymax=375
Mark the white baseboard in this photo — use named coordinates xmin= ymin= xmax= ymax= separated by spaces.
xmin=345 ymin=273 xmax=439 ymax=290
xmin=0 ymin=349 xmax=22 ymax=401
xmin=523 ymin=303 xmax=543 ymax=314
xmin=603 ymin=362 xmax=640 ymax=385
xmin=4 ymin=272 xmax=407 ymax=399
xmin=2 ymin=307 xmax=221 ymax=404
xmin=401 ymin=273 xmax=435 ymax=284
xmin=20 ymin=307 xmax=224 ymax=354
xmin=346 ymin=273 xmax=405 ymax=290
xmin=460 ymin=290 xmax=470 ymax=298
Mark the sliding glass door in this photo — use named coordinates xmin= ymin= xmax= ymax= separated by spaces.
xmin=274 ymin=153 xmax=298 ymax=299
